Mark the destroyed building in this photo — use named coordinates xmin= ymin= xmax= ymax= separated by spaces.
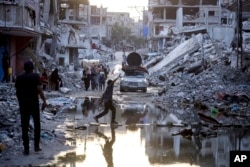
xmin=0 ymin=0 xmax=138 ymax=79
xmin=1 ymin=1 xmax=250 ymax=166
xmin=142 ymin=0 xmax=250 ymax=132
xmin=146 ymin=0 xmax=247 ymax=56
xmin=0 ymin=0 xmax=42 ymax=80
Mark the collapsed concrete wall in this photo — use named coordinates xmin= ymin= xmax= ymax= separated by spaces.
xmin=149 ymin=34 xmax=203 ymax=74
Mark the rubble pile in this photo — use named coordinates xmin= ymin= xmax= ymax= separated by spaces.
xmin=0 ymin=84 xmax=21 ymax=154
xmin=147 ymin=36 xmax=250 ymax=126
xmin=60 ymin=71 xmax=83 ymax=93
xmin=1 ymin=31 xmax=250 ymax=159
xmin=0 ymin=83 xmax=76 ymax=157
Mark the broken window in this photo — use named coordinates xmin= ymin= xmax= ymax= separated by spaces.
xmin=155 ymin=25 xmax=164 ymax=35
xmin=183 ymin=7 xmax=199 ymax=21
xmin=69 ymin=49 xmax=74 ymax=64
xmin=59 ymin=57 xmax=65 ymax=66
xmin=91 ymin=17 xmax=100 ymax=25
xmin=165 ymin=7 xmax=177 ymax=19
xmin=152 ymin=8 xmax=162 ymax=19
xmin=202 ymin=0 xmax=217 ymax=5
xmin=221 ymin=18 xmax=227 ymax=24
xmin=153 ymin=7 xmax=177 ymax=20
xmin=44 ymin=43 xmax=51 ymax=55
xmin=208 ymin=11 xmax=215 ymax=16
xmin=183 ymin=7 xmax=199 ymax=16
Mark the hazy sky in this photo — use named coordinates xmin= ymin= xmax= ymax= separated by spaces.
xmin=90 ymin=0 xmax=148 ymax=19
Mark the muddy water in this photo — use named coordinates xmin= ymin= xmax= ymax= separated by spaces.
xmin=56 ymin=97 xmax=250 ymax=167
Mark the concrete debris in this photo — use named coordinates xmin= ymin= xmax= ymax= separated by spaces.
xmin=46 ymin=97 xmax=75 ymax=111
xmin=0 ymin=83 xmax=76 ymax=155
xmin=148 ymin=34 xmax=203 ymax=74
xmin=146 ymin=32 xmax=250 ymax=127
xmin=0 ymin=27 xmax=250 ymax=159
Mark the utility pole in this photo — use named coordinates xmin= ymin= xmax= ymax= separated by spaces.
xmin=236 ymin=0 xmax=243 ymax=69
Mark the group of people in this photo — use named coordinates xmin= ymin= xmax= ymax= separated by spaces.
xmin=15 ymin=59 xmax=120 ymax=156
xmin=82 ymin=63 xmax=109 ymax=91
xmin=40 ymin=68 xmax=62 ymax=91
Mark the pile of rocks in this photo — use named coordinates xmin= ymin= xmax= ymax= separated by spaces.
xmin=0 ymin=82 xmax=76 ymax=157
xmin=146 ymin=36 xmax=250 ymax=126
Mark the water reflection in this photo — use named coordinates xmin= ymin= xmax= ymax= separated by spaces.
xmin=55 ymin=98 xmax=250 ymax=167
xmin=121 ymin=103 xmax=148 ymax=130
xmin=57 ymin=151 xmax=85 ymax=164
xmin=81 ymin=97 xmax=100 ymax=122
xmin=95 ymin=126 xmax=116 ymax=167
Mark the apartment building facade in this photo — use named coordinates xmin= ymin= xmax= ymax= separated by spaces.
xmin=0 ymin=0 xmax=146 ymax=80
xmin=0 ymin=0 xmax=41 ymax=81
xmin=147 ymin=0 xmax=236 ymax=51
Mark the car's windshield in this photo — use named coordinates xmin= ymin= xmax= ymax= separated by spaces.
xmin=124 ymin=72 xmax=145 ymax=78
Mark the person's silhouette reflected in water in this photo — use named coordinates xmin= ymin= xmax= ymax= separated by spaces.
xmin=95 ymin=127 xmax=116 ymax=167
xmin=81 ymin=97 xmax=99 ymax=117
xmin=81 ymin=97 xmax=90 ymax=117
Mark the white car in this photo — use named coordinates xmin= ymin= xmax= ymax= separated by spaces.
xmin=120 ymin=71 xmax=148 ymax=92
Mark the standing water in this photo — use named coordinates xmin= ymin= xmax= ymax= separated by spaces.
xmin=54 ymin=97 xmax=250 ymax=167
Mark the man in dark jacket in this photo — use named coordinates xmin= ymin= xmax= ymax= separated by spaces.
xmin=50 ymin=68 xmax=62 ymax=90
xmin=94 ymin=75 xmax=120 ymax=124
xmin=15 ymin=60 xmax=47 ymax=155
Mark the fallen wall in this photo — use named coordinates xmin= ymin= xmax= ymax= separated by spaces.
xmin=149 ymin=33 xmax=203 ymax=74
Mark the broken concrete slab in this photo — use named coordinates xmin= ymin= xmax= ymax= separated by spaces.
xmin=149 ymin=33 xmax=203 ymax=74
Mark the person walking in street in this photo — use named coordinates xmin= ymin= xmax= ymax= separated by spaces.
xmin=94 ymin=75 xmax=120 ymax=124
xmin=98 ymin=70 xmax=106 ymax=91
xmin=82 ymin=67 xmax=91 ymax=91
xmin=15 ymin=60 xmax=47 ymax=155
xmin=41 ymin=68 xmax=49 ymax=90
xmin=103 ymin=64 xmax=109 ymax=79
xmin=50 ymin=68 xmax=62 ymax=91
xmin=90 ymin=63 xmax=98 ymax=90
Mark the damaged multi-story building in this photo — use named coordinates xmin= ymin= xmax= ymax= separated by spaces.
xmin=0 ymin=0 xmax=42 ymax=82
xmin=52 ymin=2 xmax=133 ymax=69
xmin=147 ymin=0 xmax=238 ymax=52
xmin=147 ymin=0 xmax=250 ymax=67
xmin=226 ymin=0 xmax=250 ymax=68
xmin=40 ymin=0 xmax=90 ymax=69
xmin=0 ymin=0 xmax=138 ymax=81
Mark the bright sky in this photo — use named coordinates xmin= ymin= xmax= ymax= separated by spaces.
xmin=90 ymin=0 xmax=148 ymax=19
